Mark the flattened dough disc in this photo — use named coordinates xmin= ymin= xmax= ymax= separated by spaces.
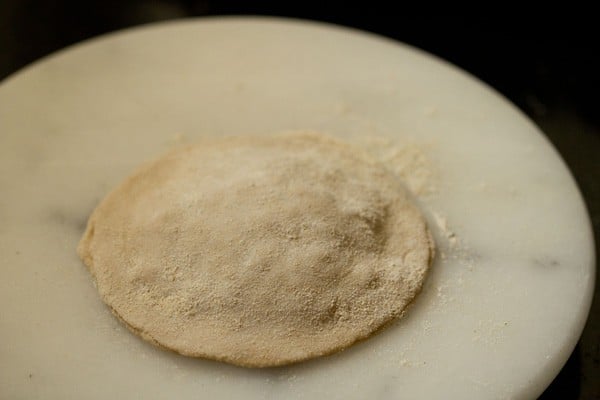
xmin=78 ymin=132 xmax=433 ymax=367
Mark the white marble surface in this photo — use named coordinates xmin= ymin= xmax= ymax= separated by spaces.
xmin=0 ymin=17 xmax=594 ymax=400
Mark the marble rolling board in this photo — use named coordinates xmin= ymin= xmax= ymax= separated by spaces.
xmin=0 ymin=17 xmax=594 ymax=400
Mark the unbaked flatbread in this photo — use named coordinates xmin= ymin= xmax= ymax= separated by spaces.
xmin=78 ymin=131 xmax=434 ymax=367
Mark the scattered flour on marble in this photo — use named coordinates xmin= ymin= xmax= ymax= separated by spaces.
xmin=353 ymin=134 xmax=489 ymax=369
xmin=431 ymin=212 xmax=457 ymax=247
xmin=355 ymin=135 xmax=438 ymax=197
xmin=354 ymin=134 xmax=464 ymax=253
xmin=166 ymin=132 xmax=188 ymax=146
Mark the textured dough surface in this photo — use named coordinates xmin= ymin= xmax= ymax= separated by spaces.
xmin=78 ymin=132 xmax=434 ymax=367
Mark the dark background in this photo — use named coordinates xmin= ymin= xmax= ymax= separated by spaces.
xmin=1 ymin=2 xmax=598 ymax=398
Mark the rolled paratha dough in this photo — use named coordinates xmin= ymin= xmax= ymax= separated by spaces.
xmin=78 ymin=131 xmax=434 ymax=367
